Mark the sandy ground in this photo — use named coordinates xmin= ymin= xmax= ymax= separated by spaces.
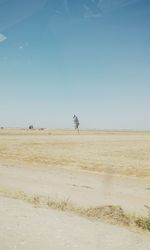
xmin=0 ymin=164 xmax=150 ymax=249
xmin=0 ymin=129 xmax=150 ymax=177
xmin=0 ymin=130 xmax=150 ymax=249
xmin=0 ymin=165 xmax=150 ymax=216
xmin=0 ymin=197 xmax=150 ymax=250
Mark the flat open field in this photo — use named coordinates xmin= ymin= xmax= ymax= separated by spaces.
xmin=0 ymin=128 xmax=150 ymax=177
xmin=0 ymin=129 xmax=150 ymax=249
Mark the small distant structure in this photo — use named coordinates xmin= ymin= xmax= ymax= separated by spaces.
xmin=29 ymin=125 xmax=34 ymax=130
xmin=73 ymin=115 xmax=80 ymax=133
xmin=1 ymin=127 xmax=4 ymax=129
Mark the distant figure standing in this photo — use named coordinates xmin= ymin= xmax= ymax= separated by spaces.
xmin=73 ymin=115 xmax=80 ymax=133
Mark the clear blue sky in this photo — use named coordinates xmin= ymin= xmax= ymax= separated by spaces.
xmin=0 ymin=0 xmax=150 ymax=129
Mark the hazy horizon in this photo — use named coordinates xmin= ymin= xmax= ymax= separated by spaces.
xmin=0 ymin=0 xmax=150 ymax=130
xmin=2 ymin=126 xmax=150 ymax=132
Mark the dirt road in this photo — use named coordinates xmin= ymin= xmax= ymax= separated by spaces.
xmin=0 ymin=164 xmax=150 ymax=216
xmin=0 ymin=197 xmax=150 ymax=250
xmin=0 ymin=164 xmax=150 ymax=249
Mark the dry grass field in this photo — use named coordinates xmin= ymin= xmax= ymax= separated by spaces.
xmin=0 ymin=128 xmax=150 ymax=248
xmin=0 ymin=128 xmax=150 ymax=178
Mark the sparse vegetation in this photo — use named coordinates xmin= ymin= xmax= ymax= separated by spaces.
xmin=0 ymin=129 xmax=150 ymax=177
xmin=135 ymin=216 xmax=150 ymax=231
xmin=83 ymin=205 xmax=130 ymax=226
xmin=0 ymin=129 xmax=150 ymax=237
xmin=134 ymin=206 xmax=150 ymax=231
xmin=0 ymin=186 xmax=150 ymax=233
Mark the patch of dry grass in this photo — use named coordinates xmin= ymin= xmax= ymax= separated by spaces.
xmin=134 ymin=206 xmax=150 ymax=231
xmin=135 ymin=216 xmax=150 ymax=231
xmin=0 ymin=186 xmax=150 ymax=233
xmin=0 ymin=129 xmax=150 ymax=177
xmin=83 ymin=206 xmax=130 ymax=226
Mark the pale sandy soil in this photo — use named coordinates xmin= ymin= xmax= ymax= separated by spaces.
xmin=0 ymin=129 xmax=150 ymax=249
xmin=0 ymin=165 xmax=150 ymax=216
xmin=0 ymin=197 xmax=150 ymax=250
